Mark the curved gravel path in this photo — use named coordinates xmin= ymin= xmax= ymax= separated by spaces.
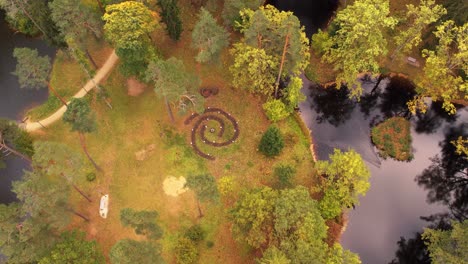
xmin=22 ymin=50 xmax=119 ymax=132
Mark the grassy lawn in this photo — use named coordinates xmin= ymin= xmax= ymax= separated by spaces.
xmin=29 ymin=1 xmax=318 ymax=262
xmin=371 ymin=117 xmax=413 ymax=161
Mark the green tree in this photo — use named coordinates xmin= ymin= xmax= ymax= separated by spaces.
xmin=13 ymin=170 xmax=73 ymax=228
xmin=185 ymin=174 xmax=219 ymax=217
xmin=258 ymin=246 xmax=291 ymax=264
xmin=391 ymin=0 xmax=446 ymax=60
xmin=109 ymin=239 xmax=164 ymax=264
xmin=103 ymin=1 xmax=159 ymax=77
xmin=12 ymin=47 xmax=67 ymax=105
xmin=221 ymin=0 xmax=264 ymax=27
xmin=192 ymin=8 xmax=229 ymax=63
xmin=230 ymin=42 xmax=277 ymax=95
xmin=174 ymin=237 xmax=198 ymax=264
xmin=32 ymin=141 xmax=92 ymax=203
xmin=0 ymin=203 xmax=57 ymax=263
xmin=0 ymin=0 xmax=65 ymax=46
xmin=317 ymin=0 xmax=397 ymax=98
xmin=62 ymin=98 xmax=100 ymax=171
xmin=409 ymin=21 xmax=467 ymax=114
xmin=145 ymin=57 xmax=203 ymax=122
xmin=0 ymin=118 xmax=34 ymax=165
xmin=422 ymin=220 xmax=468 ymax=264
xmin=39 ymin=230 xmax=105 ymax=264
xmin=239 ymin=5 xmax=310 ymax=96
xmin=262 ymin=99 xmax=290 ymax=122
xmin=258 ymin=126 xmax=284 ymax=157
xmin=49 ymin=0 xmax=102 ymax=67
xmin=120 ymin=208 xmax=163 ymax=240
xmin=230 ymin=186 xmax=331 ymax=263
xmin=326 ymin=243 xmax=362 ymax=264
xmin=315 ymin=149 xmax=371 ymax=219
xmin=158 ymin=0 xmax=182 ymax=40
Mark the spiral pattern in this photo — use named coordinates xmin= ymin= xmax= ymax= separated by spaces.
xmin=185 ymin=107 xmax=240 ymax=160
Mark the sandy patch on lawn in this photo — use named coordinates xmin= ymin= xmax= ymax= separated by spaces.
xmin=127 ymin=77 xmax=146 ymax=96
xmin=163 ymin=176 xmax=188 ymax=197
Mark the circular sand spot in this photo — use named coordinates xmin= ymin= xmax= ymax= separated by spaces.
xmin=163 ymin=176 xmax=188 ymax=197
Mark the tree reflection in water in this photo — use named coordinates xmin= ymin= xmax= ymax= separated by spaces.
xmin=311 ymin=84 xmax=356 ymax=127
xmin=415 ymin=101 xmax=459 ymax=134
xmin=389 ymin=124 xmax=467 ymax=264
xmin=379 ymin=76 xmax=415 ymax=119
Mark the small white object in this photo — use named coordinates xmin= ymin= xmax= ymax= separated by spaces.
xmin=407 ymin=57 xmax=417 ymax=63
xmin=99 ymin=194 xmax=109 ymax=219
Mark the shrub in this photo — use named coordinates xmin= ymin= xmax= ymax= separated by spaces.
xmin=273 ymin=164 xmax=296 ymax=189
xmin=218 ymin=176 xmax=235 ymax=196
xmin=262 ymin=99 xmax=290 ymax=122
xmin=120 ymin=208 xmax=163 ymax=240
xmin=86 ymin=172 xmax=96 ymax=182
xmin=175 ymin=237 xmax=199 ymax=264
xmin=259 ymin=126 xmax=284 ymax=157
xmin=184 ymin=225 xmax=206 ymax=242
xmin=206 ymin=240 xmax=214 ymax=248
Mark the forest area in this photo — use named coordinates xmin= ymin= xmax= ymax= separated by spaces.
xmin=0 ymin=0 xmax=466 ymax=263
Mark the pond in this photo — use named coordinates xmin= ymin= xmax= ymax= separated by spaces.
xmin=0 ymin=12 xmax=56 ymax=204
xmin=298 ymin=75 xmax=467 ymax=263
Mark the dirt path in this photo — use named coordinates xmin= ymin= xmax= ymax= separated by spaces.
xmin=22 ymin=50 xmax=119 ymax=132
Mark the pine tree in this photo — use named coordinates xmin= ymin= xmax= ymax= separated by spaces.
xmin=158 ymin=0 xmax=183 ymax=40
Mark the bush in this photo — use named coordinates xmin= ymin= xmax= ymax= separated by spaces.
xmin=86 ymin=172 xmax=96 ymax=182
xmin=175 ymin=237 xmax=199 ymax=264
xmin=262 ymin=99 xmax=290 ymax=122
xmin=184 ymin=225 xmax=205 ymax=242
xmin=259 ymin=126 xmax=284 ymax=157
xmin=273 ymin=164 xmax=296 ymax=189
xmin=120 ymin=208 xmax=163 ymax=240
xmin=206 ymin=240 xmax=214 ymax=248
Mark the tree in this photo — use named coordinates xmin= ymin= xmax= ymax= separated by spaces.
xmin=13 ymin=170 xmax=73 ymax=228
xmin=327 ymin=243 xmax=362 ymax=264
xmin=315 ymin=148 xmax=371 ymax=219
xmin=258 ymin=247 xmax=291 ymax=264
xmin=0 ymin=118 xmax=34 ymax=165
xmin=191 ymin=8 xmax=229 ymax=63
xmin=49 ymin=0 xmax=103 ymax=67
xmin=273 ymin=164 xmax=296 ymax=189
xmin=391 ymin=0 xmax=446 ymax=60
xmin=238 ymin=5 xmax=310 ymax=94
xmin=120 ymin=208 xmax=163 ymax=240
xmin=258 ymin=126 xmax=284 ymax=157
xmin=158 ymin=0 xmax=182 ymax=40
xmin=109 ymin=239 xmax=164 ymax=264
xmin=316 ymin=0 xmax=397 ymax=98
xmin=39 ymin=230 xmax=105 ymax=264
xmin=103 ymin=1 xmax=159 ymax=78
xmin=0 ymin=0 xmax=65 ymax=46
xmin=230 ymin=186 xmax=339 ymax=263
xmin=145 ymin=58 xmax=203 ymax=122
xmin=0 ymin=203 xmax=57 ymax=263
xmin=12 ymin=47 xmax=67 ymax=105
xmin=174 ymin=237 xmax=198 ymax=264
xmin=221 ymin=0 xmax=264 ymax=27
xmin=62 ymin=98 xmax=100 ymax=171
xmin=32 ymin=141 xmax=93 ymax=203
xmin=229 ymin=42 xmax=277 ymax=95
xmin=409 ymin=21 xmax=467 ymax=114
xmin=185 ymin=174 xmax=219 ymax=217
xmin=422 ymin=220 xmax=468 ymax=264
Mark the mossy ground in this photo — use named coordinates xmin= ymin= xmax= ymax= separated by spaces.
xmin=371 ymin=117 xmax=413 ymax=161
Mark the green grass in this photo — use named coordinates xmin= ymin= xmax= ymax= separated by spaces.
xmin=371 ymin=117 xmax=413 ymax=161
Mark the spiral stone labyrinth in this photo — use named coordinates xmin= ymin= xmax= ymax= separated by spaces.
xmin=185 ymin=107 xmax=240 ymax=160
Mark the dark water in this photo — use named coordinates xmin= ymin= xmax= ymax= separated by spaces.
xmin=0 ymin=13 xmax=55 ymax=204
xmin=299 ymin=75 xmax=467 ymax=263
xmin=268 ymin=0 xmax=339 ymax=36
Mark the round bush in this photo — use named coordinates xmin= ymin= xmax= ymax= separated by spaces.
xmin=259 ymin=126 xmax=284 ymax=157
xmin=86 ymin=172 xmax=96 ymax=182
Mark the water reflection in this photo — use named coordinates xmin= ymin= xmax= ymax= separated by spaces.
xmin=311 ymin=84 xmax=356 ymax=127
xmin=379 ymin=76 xmax=415 ymax=119
xmin=414 ymin=101 xmax=459 ymax=134
xmin=416 ymin=123 xmax=468 ymax=221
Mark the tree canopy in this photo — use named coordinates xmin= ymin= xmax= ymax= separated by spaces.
xmin=315 ymin=0 xmax=397 ymax=98
xmin=120 ymin=208 xmax=163 ymax=240
xmin=315 ymin=148 xmax=371 ymax=219
xmin=192 ymin=8 xmax=229 ymax=63
xmin=39 ymin=231 xmax=105 ymax=264
xmin=422 ymin=220 xmax=468 ymax=264
xmin=12 ymin=47 xmax=51 ymax=90
xmin=109 ymin=239 xmax=164 ymax=264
